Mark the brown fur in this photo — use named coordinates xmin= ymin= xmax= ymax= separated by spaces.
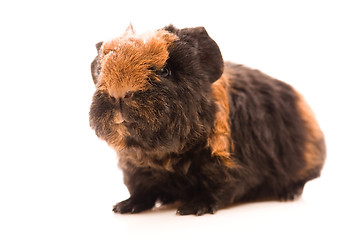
xmin=208 ymin=73 xmax=235 ymax=167
xmin=89 ymin=25 xmax=326 ymax=215
xmin=92 ymin=96 xmax=128 ymax=150
xmin=295 ymin=91 xmax=326 ymax=178
xmin=97 ymin=30 xmax=178 ymax=99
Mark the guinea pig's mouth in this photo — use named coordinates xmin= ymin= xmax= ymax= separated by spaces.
xmin=113 ymin=111 xmax=125 ymax=124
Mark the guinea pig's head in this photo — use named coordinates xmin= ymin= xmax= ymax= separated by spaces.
xmin=89 ymin=25 xmax=224 ymax=154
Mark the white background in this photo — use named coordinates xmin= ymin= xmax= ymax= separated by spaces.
xmin=1 ymin=0 xmax=360 ymax=239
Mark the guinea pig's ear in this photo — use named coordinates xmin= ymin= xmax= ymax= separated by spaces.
xmin=91 ymin=41 xmax=103 ymax=85
xmin=186 ymin=27 xmax=224 ymax=83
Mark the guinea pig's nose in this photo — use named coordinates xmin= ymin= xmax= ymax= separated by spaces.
xmin=123 ymin=91 xmax=134 ymax=100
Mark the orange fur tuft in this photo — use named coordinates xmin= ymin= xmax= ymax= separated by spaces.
xmin=208 ymin=74 xmax=235 ymax=167
xmin=98 ymin=30 xmax=178 ymax=99
xmin=295 ymin=92 xmax=326 ymax=178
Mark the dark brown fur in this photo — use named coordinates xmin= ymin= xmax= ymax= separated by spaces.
xmin=89 ymin=25 xmax=326 ymax=215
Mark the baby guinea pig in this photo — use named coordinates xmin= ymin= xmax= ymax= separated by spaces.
xmin=89 ymin=24 xmax=326 ymax=216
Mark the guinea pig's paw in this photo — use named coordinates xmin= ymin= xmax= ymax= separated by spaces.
xmin=177 ymin=200 xmax=218 ymax=216
xmin=113 ymin=196 xmax=156 ymax=214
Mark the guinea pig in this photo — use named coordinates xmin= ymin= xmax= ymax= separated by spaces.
xmin=89 ymin=24 xmax=326 ymax=216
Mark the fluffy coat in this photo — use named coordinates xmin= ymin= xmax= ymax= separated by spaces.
xmin=89 ymin=25 xmax=326 ymax=215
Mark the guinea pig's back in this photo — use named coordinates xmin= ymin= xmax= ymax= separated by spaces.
xmin=223 ymin=62 xmax=325 ymax=189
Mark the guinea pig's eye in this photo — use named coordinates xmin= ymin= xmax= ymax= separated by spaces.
xmin=158 ymin=67 xmax=171 ymax=78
